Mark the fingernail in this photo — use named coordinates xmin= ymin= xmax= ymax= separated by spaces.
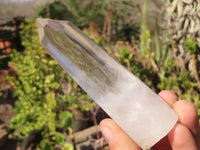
xmin=100 ymin=125 xmax=113 ymax=144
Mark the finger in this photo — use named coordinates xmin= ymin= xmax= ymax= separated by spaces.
xmin=173 ymin=100 xmax=199 ymax=136
xmin=173 ymin=100 xmax=200 ymax=147
xmin=100 ymin=118 xmax=141 ymax=150
xmin=152 ymin=90 xmax=178 ymax=149
xmin=158 ymin=90 xmax=178 ymax=107
xmin=168 ymin=123 xmax=198 ymax=150
xmin=158 ymin=91 xmax=199 ymax=135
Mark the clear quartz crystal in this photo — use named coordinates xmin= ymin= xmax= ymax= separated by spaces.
xmin=37 ymin=18 xmax=178 ymax=149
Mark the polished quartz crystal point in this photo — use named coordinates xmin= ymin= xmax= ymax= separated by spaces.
xmin=37 ymin=18 xmax=178 ymax=149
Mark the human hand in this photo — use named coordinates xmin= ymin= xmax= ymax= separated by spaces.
xmin=100 ymin=90 xmax=200 ymax=150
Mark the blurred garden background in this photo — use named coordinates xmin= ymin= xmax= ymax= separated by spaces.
xmin=0 ymin=0 xmax=200 ymax=149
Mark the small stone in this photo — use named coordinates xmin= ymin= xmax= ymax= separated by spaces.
xmin=183 ymin=0 xmax=193 ymax=4
xmin=0 ymin=104 xmax=14 ymax=125
xmin=0 ymin=126 xmax=7 ymax=147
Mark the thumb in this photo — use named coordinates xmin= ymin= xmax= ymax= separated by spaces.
xmin=100 ymin=119 xmax=141 ymax=150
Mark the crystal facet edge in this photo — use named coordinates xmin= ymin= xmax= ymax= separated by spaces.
xmin=37 ymin=18 xmax=49 ymax=42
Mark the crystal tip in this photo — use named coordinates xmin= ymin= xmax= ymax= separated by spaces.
xmin=37 ymin=18 xmax=49 ymax=42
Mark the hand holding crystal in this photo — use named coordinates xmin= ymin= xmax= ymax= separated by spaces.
xmin=100 ymin=90 xmax=200 ymax=150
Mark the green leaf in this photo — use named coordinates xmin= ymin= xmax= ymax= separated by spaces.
xmin=155 ymin=18 xmax=160 ymax=63
xmin=39 ymin=140 xmax=53 ymax=150
xmin=57 ymin=111 xmax=74 ymax=129
xmin=183 ymin=38 xmax=197 ymax=54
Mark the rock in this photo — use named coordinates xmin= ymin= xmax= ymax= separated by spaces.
xmin=0 ymin=104 xmax=13 ymax=148
xmin=0 ymin=104 xmax=14 ymax=125
xmin=70 ymin=125 xmax=108 ymax=150
xmin=68 ymin=108 xmax=89 ymax=132
xmin=0 ymin=123 xmax=8 ymax=147
xmin=21 ymin=129 xmax=42 ymax=150
xmin=165 ymin=0 xmax=200 ymax=81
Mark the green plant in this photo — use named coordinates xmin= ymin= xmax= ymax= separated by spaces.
xmin=119 ymin=48 xmax=133 ymax=68
xmin=37 ymin=0 xmax=137 ymax=40
xmin=7 ymin=19 xmax=95 ymax=149
xmin=137 ymin=0 xmax=200 ymax=112
xmin=8 ymin=19 xmax=68 ymax=148
xmin=39 ymin=140 xmax=53 ymax=150
xmin=37 ymin=1 xmax=74 ymax=20
xmin=139 ymin=0 xmax=152 ymax=58
xmin=115 ymin=23 xmax=140 ymax=42
xmin=56 ymin=111 xmax=74 ymax=129
xmin=155 ymin=18 xmax=161 ymax=63
xmin=184 ymin=38 xmax=197 ymax=54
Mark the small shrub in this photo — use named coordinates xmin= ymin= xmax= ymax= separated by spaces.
xmin=184 ymin=38 xmax=197 ymax=54
xmin=7 ymin=19 xmax=96 ymax=149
